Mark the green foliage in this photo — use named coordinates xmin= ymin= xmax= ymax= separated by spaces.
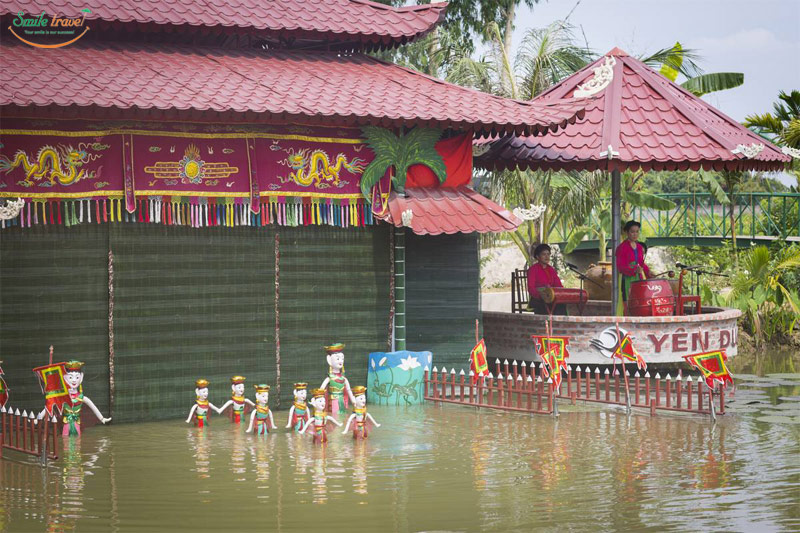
xmin=702 ymin=244 xmax=800 ymax=345
xmin=681 ymin=72 xmax=744 ymax=97
xmin=360 ymin=127 xmax=446 ymax=201
xmin=744 ymin=90 xmax=800 ymax=149
xmin=641 ymin=170 xmax=788 ymax=195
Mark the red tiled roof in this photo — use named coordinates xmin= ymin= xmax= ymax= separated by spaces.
xmin=476 ymin=48 xmax=790 ymax=172
xmin=0 ymin=42 xmax=586 ymax=136
xmin=376 ymin=187 xmax=521 ymax=235
xmin=1 ymin=0 xmax=447 ymax=46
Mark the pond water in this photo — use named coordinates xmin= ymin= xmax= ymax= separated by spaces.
xmin=2 ymin=370 xmax=799 ymax=532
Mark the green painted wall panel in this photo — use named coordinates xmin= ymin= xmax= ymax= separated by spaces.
xmin=1 ymin=223 xmax=392 ymax=422
xmin=0 ymin=225 xmax=110 ymax=414
xmin=277 ymin=225 xmax=391 ymax=405
xmin=405 ymin=231 xmax=482 ymax=371
xmin=110 ymin=225 xmax=275 ymax=423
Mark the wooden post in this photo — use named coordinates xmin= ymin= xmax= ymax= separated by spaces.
xmin=719 ymin=386 xmax=725 ymax=414
xmin=526 ymin=377 xmax=533 ymax=411
xmin=676 ymin=377 xmax=682 ymax=409
xmin=536 ymin=379 xmax=543 ymax=411
xmin=15 ymin=409 xmax=21 ymax=450
xmin=594 ymin=369 xmax=600 ymax=400
xmin=576 ymin=367 xmax=582 ymax=399
xmin=634 ymin=373 xmax=640 ymax=405
xmin=604 ymin=370 xmax=610 ymax=402
xmin=687 ymin=378 xmax=693 ymax=410
xmin=477 ymin=376 xmax=484 ymax=406
xmin=566 ymin=365 xmax=572 ymax=397
xmin=459 ymin=372 xmax=465 ymax=402
xmin=649 ymin=398 xmax=656 ymax=416
xmin=665 ymin=376 xmax=672 ymax=408
xmin=423 ymin=369 xmax=429 ymax=399
xmin=697 ymin=379 xmax=704 ymax=411
xmin=655 ymin=374 xmax=661 ymax=408
xmin=497 ymin=376 xmax=504 ymax=407
xmin=584 ymin=367 xmax=591 ymax=399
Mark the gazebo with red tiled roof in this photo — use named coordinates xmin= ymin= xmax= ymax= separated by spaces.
xmin=476 ymin=47 xmax=791 ymax=313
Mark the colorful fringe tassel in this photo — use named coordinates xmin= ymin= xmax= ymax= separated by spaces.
xmin=0 ymin=197 xmax=375 ymax=229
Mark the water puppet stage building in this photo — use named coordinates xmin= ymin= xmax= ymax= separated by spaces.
xmin=0 ymin=0 xmax=585 ymax=421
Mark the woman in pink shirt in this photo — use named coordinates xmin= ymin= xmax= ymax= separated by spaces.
xmin=615 ymin=220 xmax=651 ymax=305
xmin=527 ymin=244 xmax=565 ymax=314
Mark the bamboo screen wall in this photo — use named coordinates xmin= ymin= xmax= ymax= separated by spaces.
xmin=405 ymin=231 xmax=483 ymax=368
xmin=0 ymin=224 xmax=391 ymax=422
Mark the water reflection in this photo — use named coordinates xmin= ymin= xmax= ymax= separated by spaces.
xmin=187 ymin=428 xmax=211 ymax=479
xmin=0 ymin=373 xmax=798 ymax=532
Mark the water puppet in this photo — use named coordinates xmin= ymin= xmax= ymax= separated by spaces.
xmin=342 ymin=385 xmax=380 ymax=439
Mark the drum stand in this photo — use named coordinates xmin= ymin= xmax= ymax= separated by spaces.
xmin=568 ymin=266 xmax=603 ymax=317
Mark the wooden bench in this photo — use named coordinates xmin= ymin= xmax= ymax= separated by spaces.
xmin=511 ymin=268 xmax=531 ymax=313
xmin=511 ymin=268 xmax=588 ymax=315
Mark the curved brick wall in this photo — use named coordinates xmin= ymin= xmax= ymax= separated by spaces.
xmin=483 ymin=305 xmax=741 ymax=365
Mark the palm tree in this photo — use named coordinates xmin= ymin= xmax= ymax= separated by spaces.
xmin=644 ymin=42 xmax=744 ymax=97
xmin=359 ymin=127 xmax=447 ymax=201
xmin=745 ymin=90 xmax=800 ymax=186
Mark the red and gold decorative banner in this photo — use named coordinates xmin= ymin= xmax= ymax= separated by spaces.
xmin=469 ymin=338 xmax=489 ymax=382
xmin=532 ymin=335 xmax=570 ymax=389
xmin=683 ymin=350 xmax=733 ymax=390
xmin=0 ymin=121 xmax=377 ymax=228
xmin=614 ymin=334 xmax=647 ymax=371
xmin=539 ymin=347 xmax=563 ymax=389
xmin=32 ymin=362 xmax=70 ymax=416
xmin=531 ymin=335 xmax=570 ymax=360
xmin=0 ymin=362 xmax=8 ymax=407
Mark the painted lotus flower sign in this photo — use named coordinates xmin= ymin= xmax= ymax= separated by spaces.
xmin=368 ymin=351 xmax=432 ymax=406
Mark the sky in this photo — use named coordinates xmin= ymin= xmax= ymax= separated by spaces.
xmin=509 ymin=0 xmax=800 ymax=183
xmin=513 ymin=0 xmax=800 ymax=122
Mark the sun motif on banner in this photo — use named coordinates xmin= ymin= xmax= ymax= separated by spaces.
xmin=144 ymin=144 xmax=239 ymax=185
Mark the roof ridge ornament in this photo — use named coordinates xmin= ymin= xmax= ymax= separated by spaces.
xmin=0 ymin=198 xmax=25 ymax=221
xmin=599 ymin=145 xmax=619 ymax=160
xmin=401 ymin=208 xmax=414 ymax=227
xmin=731 ymin=143 xmax=765 ymax=158
xmin=512 ymin=204 xmax=546 ymax=221
xmin=574 ymin=56 xmax=616 ymax=98
xmin=781 ymin=146 xmax=800 ymax=159
xmin=472 ymin=144 xmax=491 ymax=157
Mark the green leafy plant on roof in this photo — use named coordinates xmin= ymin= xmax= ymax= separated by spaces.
xmin=360 ymin=126 xmax=446 ymax=202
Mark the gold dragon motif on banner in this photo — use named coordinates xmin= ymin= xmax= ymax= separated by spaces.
xmin=0 ymin=143 xmax=104 ymax=187
xmin=280 ymin=148 xmax=366 ymax=187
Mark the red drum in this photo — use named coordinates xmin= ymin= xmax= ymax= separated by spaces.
xmin=627 ymin=279 xmax=675 ymax=316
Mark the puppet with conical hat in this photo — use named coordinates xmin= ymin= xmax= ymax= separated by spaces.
xmin=285 ymin=382 xmax=311 ymax=432
xmin=60 ymin=360 xmax=112 ymax=436
xmin=342 ymin=385 xmax=381 ymax=440
xmin=300 ymin=388 xmax=342 ymax=444
xmin=246 ymin=384 xmax=277 ymax=436
xmin=218 ymin=376 xmax=256 ymax=424
xmin=186 ymin=379 xmax=221 ymax=428
xmin=319 ymin=343 xmax=355 ymax=418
